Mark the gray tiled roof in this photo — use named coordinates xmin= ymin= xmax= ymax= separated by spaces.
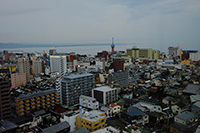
xmin=175 ymin=111 xmax=196 ymax=121
xmin=42 ymin=121 xmax=70 ymax=133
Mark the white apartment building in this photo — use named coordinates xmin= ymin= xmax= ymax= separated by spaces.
xmin=50 ymin=55 xmax=67 ymax=76
xmin=79 ymin=95 xmax=99 ymax=109
xmin=18 ymin=57 xmax=30 ymax=82
xmin=33 ymin=60 xmax=43 ymax=75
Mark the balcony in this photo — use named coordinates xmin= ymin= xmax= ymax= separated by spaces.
xmin=18 ymin=105 xmax=24 ymax=108
xmin=31 ymin=102 xmax=36 ymax=105
xmin=52 ymin=100 xmax=55 ymax=103
xmin=36 ymin=97 xmax=40 ymax=100
xmin=46 ymin=105 xmax=50 ymax=108
xmin=26 ymin=111 xmax=30 ymax=114
xmin=46 ymin=95 xmax=50 ymax=98
xmin=52 ymin=104 xmax=55 ymax=106
xmin=36 ymin=101 xmax=41 ymax=104
xmin=46 ymin=102 xmax=50 ymax=105
xmin=26 ymin=107 xmax=30 ymax=110
xmin=55 ymin=96 xmax=59 ymax=99
xmin=37 ymin=104 xmax=41 ymax=107
xmin=41 ymin=99 xmax=45 ymax=102
xmin=25 ymin=100 xmax=30 ymax=103
xmin=51 ymin=94 xmax=55 ymax=96
xmin=18 ymin=101 xmax=24 ymax=104
xmin=25 ymin=104 xmax=30 ymax=106
xmin=19 ymin=112 xmax=25 ymax=116
xmin=32 ymin=106 xmax=36 ymax=109
xmin=19 ymin=109 xmax=25 ymax=112
xmin=46 ymin=98 xmax=50 ymax=101
xmin=51 ymin=97 xmax=55 ymax=100
xmin=41 ymin=96 xmax=45 ymax=99
xmin=42 ymin=103 xmax=46 ymax=106
xmin=31 ymin=98 xmax=35 ymax=101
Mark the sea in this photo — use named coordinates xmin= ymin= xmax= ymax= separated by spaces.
xmin=4 ymin=44 xmax=133 ymax=56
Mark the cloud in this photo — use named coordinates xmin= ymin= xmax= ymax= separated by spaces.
xmin=0 ymin=0 xmax=200 ymax=52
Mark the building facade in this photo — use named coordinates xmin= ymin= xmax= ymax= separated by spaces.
xmin=79 ymin=95 xmax=99 ymax=110
xmin=11 ymin=73 xmax=26 ymax=89
xmin=107 ymin=71 xmax=129 ymax=88
xmin=50 ymin=55 xmax=67 ymax=76
xmin=18 ymin=57 xmax=30 ymax=83
xmin=0 ymin=76 xmax=11 ymax=120
xmin=92 ymin=86 xmax=118 ymax=105
xmin=15 ymin=89 xmax=59 ymax=116
xmin=76 ymin=110 xmax=106 ymax=132
xmin=61 ymin=73 xmax=95 ymax=107
xmin=32 ymin=60 xmax=43 ymax=76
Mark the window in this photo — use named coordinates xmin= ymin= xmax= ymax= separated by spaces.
xmin=101 ymin=119 xmax=105 ymax=123
xmin=94 ymin=123 xmax=99 ymax=127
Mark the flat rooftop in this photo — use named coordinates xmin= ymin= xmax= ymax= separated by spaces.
xmin=79 ymin=110 xmax=105 ymax=122
xmin=92 ymin=86 xmax=117 ymax=92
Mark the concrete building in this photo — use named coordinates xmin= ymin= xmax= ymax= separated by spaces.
xmin=152 ymin=50 xmax=160 ymax=59
xmin=190 ymin=51 xmax=200 ymax=61
xmin=61 ymin=73 xmax=95 ymax=107
xmin=79 ymin=95 xmax=99 ymax=110
xmin=107 ymin=71 xmax=129 ymax=88
xmin=168 ymin=46 xmax=180 ymax=58
xmin=50 ymin=55 xmax=67 ymax=76
xmin=60 ymin=112 xmax=79 ymax=132
xmin=15 ymin=89 xmax=59 ymax=116
xmin=18 ymin=57 xmax=30 ymax=82
xmin=92 ymin=86 xmax=118 ymax=105
xmin=76 ymin=110 xmax=106 ymax=132
xmin=11 ymin=73 xmax=26 ymax=89
xmin=49 ymin=49 xmax=56 ymax=55
xmin=139 ymin=48 xmax=153 ymax=60
xmin=0 ymin=76 xmax=11 ymax=120
xmin=32 ymin=60 xmax=43 ymax=76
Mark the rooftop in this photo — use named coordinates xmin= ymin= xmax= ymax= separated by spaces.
xmin=79 ymin=110 xmax=105 ymax=122
xmin=0 ymin=120 xmax=18 ymax=133
xmin=175 ymin=111 xmax=197 ymax=121
xmin=62 ymin=73 xmax=94 ymax=80
xmin=42 ymin=121 xmax=70 ymax=133
xmin=92 ymin=86 xmax=117 ymax=92
xmin=18 ymin=89 xmax=57 ymax=100
xmin=80 ymin=95 xmax=96 ymax=101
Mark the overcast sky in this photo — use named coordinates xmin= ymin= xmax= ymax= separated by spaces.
xmin=0 ymin=0 xmax=200 ymax=52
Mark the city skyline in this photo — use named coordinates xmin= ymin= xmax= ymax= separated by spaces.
xmin=0 ymin=0 xmax=200 ymax=52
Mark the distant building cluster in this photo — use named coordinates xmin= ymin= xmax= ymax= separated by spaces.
xmin=0 ymin=43 xmax=200 ymax=133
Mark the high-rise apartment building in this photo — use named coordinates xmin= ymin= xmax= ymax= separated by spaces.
xmin=15 ymin=89 xmax=59 ymax=116
xmin=11 ymin=73 xmax=26 ymax=89
xmin=61 ymin=73 xmax=95 ymax=107
xmin=18 ymin=57 xmax=30 ymax=83
xmin=0 ymin=76 xmax=11 ymax=120
xmin=50 ymin=55 xmax=67 ymax=76
xmin=168 ymin=46 xmax=180 ymax=58
xmin=92 ymin=86 xmax=118 ymax=105
xmin=32 ymin=60 xmax=43 ymax=75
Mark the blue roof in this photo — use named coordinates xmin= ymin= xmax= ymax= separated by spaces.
xmin=126 ymin=106 xmax=146 ymax=116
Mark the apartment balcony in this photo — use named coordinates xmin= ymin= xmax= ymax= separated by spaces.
xmin=46 ymin=98 xmax=50 ymax=101
xmin=26 ymin=111 xmax=30 ymax=114
xmin=26 ymin=107 xmax=30 ymax=110
xmin=51 ymin=97 xmax=55 ymax=100
xmin=32 ymin=106 xmax=36 ymax=109
xmin=52 ymin=104 xmax=55 ymax=106
xmin=55 ymin=96 xmax=59 ymax=99
xmin=18 ymin=101 xmax=24 ymax=104
xmin=25 ymin=100 xmax=30 ymax=103
xmin=31 ymin=98 xmax=35 ymax=101
xmin=37 ymin=104 xmax=41 ymax=107
xmin=18 ymin=105 xmax=24 ymax=108
xmin=52 ymin=100 xmax=55 ymax=103
xmin=56 ymin=99 xmax=59 ymax=102
xmin=42 ymin=103 xmax=46 ymax=106
xmin=46 ymin=102 xmax=50 ymax=105
xmin=46 ymin=105 xmax=50 ymax=108
xmin=36 ymin=101 xmax=41 ymax=104
xmin=41 ymin=96 xmax=45 ymax=99
xmin=36 ymin=97 xmax=40 ymax=100
xmin=19 ymin=109 xmax=25 ymax=112
xmin=51 ymin=94 xmax=55 ymax=96
xmin=41 ymin=99 xmax=45 ymax=103
xmin=25 ymin=103 xmax=30 ymax=107
xmin=46 ymin=95 xmax=50 ymax=98
xmin=19 ymin=112 xmax=25 ymax=116
xmin=56 ymin=93 xmax=59 ymax=95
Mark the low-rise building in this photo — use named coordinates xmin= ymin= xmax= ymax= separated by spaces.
xmin=76 ymin=110 xmax=106 ymax=132
xmin=60 ymin=112 xmax=78 ymax=132
xmin=79 ymin=95 xmax=99 ymax=110
xmin=109 ymin=103 xmax=120 ymax=115
xmin=192 ymin=101 xmax=200 ymax=116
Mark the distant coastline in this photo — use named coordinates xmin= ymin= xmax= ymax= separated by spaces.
xmin=0 ymin=43 xmax=129 ymax=49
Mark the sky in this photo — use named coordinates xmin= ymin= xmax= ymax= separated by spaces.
xmin=0 ymin=0 xmax=200 ymax=52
